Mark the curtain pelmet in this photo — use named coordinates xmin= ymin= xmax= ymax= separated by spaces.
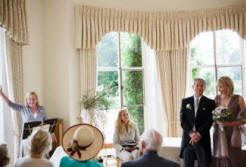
xmin=0 ymin=0 xmax=29 ymax=45
xmin=75 ymin=4 xmax=246 ymax=51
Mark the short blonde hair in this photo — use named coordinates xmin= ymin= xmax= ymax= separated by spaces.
xmin=25 ymin=91 xmax=40 ymax=107
xmin=28 ymin=130 xmax=52 ymax=155
xmin=0 ymin=144 xmax=9 ymax=167
xmin=217 ymin=76 xmax=234 ymax=96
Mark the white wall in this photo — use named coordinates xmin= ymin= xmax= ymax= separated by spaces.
xmin=23 ymin=0 xmax=245 ymax=130
xmin=23 ymin=0 xmax=44 ymax=101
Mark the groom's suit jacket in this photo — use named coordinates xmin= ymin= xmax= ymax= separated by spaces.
xmin=179 ymin=95 xmax=215 ymax=162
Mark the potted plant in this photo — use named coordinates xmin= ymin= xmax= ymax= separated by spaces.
xmin=79 ymin=89 xmax=110 ymax=127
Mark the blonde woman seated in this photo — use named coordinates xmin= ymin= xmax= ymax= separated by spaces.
xmin=113 ymin=109 xmax=140 ymax=161
xmin=15 ymin=129 xmax=54 ymax=167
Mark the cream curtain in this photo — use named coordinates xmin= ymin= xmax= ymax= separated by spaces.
xmin=77 ymin=49 xmax=97 ymax=123
xmin=0 ymin=0 xmax=28 ymax=159
xmin=75 ymin=4 xmax=246 ymax=50
xmin=79 ymin=49 xmax=97 ymax=96
xmin=156 ymin=49 xmax=187 ymax=137
xmin=75 ymin=4 xmax=246 ymax=137
xmin=5 ymin=37 xmax=24 ymax=159
xmin=142 ymin=41 xmax=167 ymax=137
xmin=0 ymin=0 xmax=29 ymax=45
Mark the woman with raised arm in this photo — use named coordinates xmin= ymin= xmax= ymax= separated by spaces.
xmin=113 ymin=108 xmax=140 ymax=161
xmin=0 ymin=87 xmax=56 ymax=156
xmin=212 ymin=76 xmax=246 ymax=167
xmin=0 ymin=87 xmax=47 ymax=123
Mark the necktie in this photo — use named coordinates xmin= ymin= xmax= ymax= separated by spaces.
xmin=195 ymin=98 xmax=200 ymax=115
xmin=193 ymin=98 xmax=200 ymax=131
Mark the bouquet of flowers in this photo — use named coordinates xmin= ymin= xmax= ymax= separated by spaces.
xmin=212 ymin=106 xmax=232 ymax=122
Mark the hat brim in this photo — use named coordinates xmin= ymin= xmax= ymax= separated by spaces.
xmin=62 ymin=124 xmax=104 ymax=161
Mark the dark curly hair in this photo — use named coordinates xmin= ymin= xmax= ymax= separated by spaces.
xmin=0 ymin=144 xmax=9 ymax=167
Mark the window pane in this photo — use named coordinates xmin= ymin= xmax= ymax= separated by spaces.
xmin=190 ymin=32 xmax=214 ymax=66
xmin=97 ymin=71 xmax=120 ymax=107
xmin=103 ymin=108 xmax=119 ymax=143
xmin=97 ymin=32 xmax=118 ymax=67
xmin=120 ymin=32 xmax=142 ymax=67
xmin=126 ymin=106 xmax=144 ymax=134
xmin=122 ymin=71 xmax=143 ymax=105
xmin=192 ymin=67 xmax=216 ymax=98
xmin=217 ymin=67 xmax=242 ymax=95
xmin=216 ymin=30 xmax=241 ymax=65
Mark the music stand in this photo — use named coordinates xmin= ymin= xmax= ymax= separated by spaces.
xmin=22 ymin=118 xmax=58 ymax=139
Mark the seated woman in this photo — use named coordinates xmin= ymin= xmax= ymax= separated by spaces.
xmin=59 ymin=124 xmax=103 ymax=167
xmin=113 ymin=109 xmax=140 ymax=161
xmin=0 ymin=143 xmax=10 ymax=167
xmin=15 ymin=129 xmax=54 ymax=167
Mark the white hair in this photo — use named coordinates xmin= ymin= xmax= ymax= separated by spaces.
xmin=140 ymin=128 xmax=162 ymax=151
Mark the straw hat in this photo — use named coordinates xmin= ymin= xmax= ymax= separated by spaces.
xmin=62 ymin=124 xmax=104 ymax=161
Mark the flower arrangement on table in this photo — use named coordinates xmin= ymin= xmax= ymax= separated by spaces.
xmin=212 ymin=106 xmax=232 ymax=122
xmin=79 ymin=89 xmax=111 ymax=127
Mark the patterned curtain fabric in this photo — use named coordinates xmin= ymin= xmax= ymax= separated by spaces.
xmin=0 ymin=0 xmax=28 ymax=159
xmin=76 ymin=49 xmax=97 ymax=124
xmin=0 ymin=0 xmax=29 ymax=45
xmin=75 ymin=4 xmax=246 ymax=137
xmin=5 ymin=36 xmax=24 ymax=159
xmin=75 ymin=4 xmax=246 ymax=51
xmin=156 ymin=49 xmax=187 ymax=137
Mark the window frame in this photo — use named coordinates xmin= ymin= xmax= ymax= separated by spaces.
xmin=96 ymin=32 xmax=145 ymax=109
xmin=190 ymin=30 xmax=245 ymax=98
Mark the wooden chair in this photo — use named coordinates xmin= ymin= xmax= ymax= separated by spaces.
xmin=101 ymin=143 xmax=123 ymax=167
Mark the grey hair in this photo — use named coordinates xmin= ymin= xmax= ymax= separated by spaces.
xmin=28 ymin=129 xmax=52 ymax=155
xmin=193 ymin=78 xmax=206 ymax=86
xmin=140 ymin=128 xmax=162 ymax=151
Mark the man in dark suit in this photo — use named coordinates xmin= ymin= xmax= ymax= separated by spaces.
xmin=121 ymin=128 xmax=179 ymax=167
xmin=180 ymin=78 xmax=215 ymax=167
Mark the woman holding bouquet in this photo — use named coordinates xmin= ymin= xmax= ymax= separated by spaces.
xmin=113 ymin=108 xmax=140 ymax=161
xmin=212 ymin=76 xmax=246 ymax=167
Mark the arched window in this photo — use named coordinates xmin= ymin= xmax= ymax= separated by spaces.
xmin=97 ymin=32 xmax=144 ymax=142
xmin=188 ymin=30 xmax=246 ymax=98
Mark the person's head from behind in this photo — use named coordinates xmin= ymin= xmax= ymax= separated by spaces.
xmin=217 ymin=76 xmax=234 ymax=97
xmin=140 ymin=128 xmax=162 ymax=154
xmin=25 ymin=91 xmax=40 ymax=108
xmin=62 ymin=124 xmax=104 ymax=161
xmin=0 ymin=144 xmax=9 ymax=167
xmin=192 ymin=78 xmax=206 ymax=98
xmin=28 ymin=129 xmax=52 ymax=156
xmin=116 ymin=108 xmax=130 ymax=125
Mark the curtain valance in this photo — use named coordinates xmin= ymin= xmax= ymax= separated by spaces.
xmin=75 ymin=4 xmax=246 ymax=51
xmin=0 ymin=0 xmax=29 ymax=45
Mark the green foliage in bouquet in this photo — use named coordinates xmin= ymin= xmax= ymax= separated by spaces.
xmin=80 ymin=89 xmax=110 ymax=111
xmin=212 ymin=106 xmax=232 ymax=122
